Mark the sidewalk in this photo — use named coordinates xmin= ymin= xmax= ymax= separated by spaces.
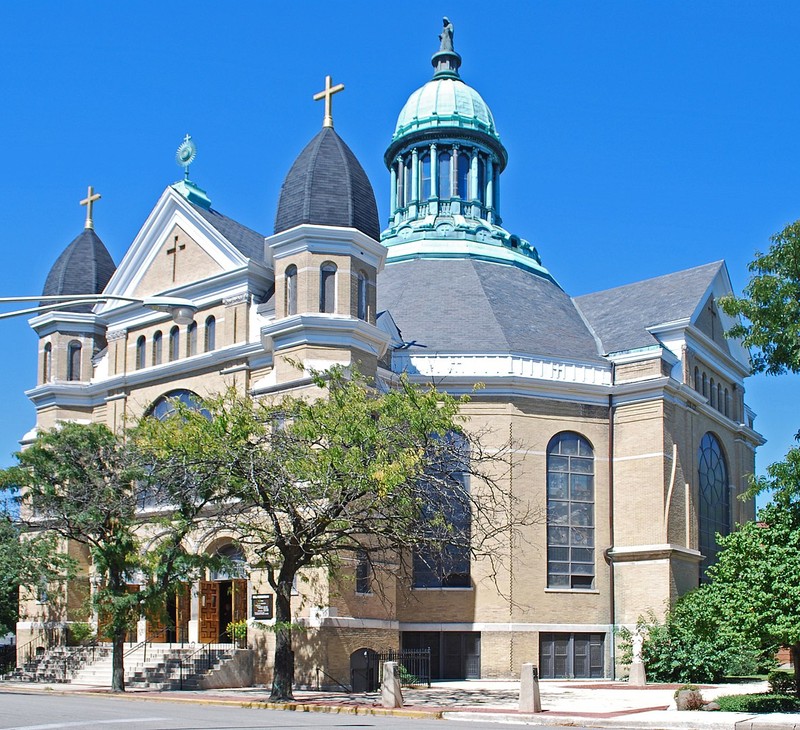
xmin=1 ymin=678 xmax=799 ymax=729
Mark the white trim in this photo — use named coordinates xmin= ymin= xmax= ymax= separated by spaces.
xmin=393 ymin=352 xmax=611 ymax=386
xmin=262 ymin=314 xmax=391 ymax=358
xmin=299 ymin=616 xmax=612 ymax=633
xmin=266 ymin=224 xmax=388 ymax=272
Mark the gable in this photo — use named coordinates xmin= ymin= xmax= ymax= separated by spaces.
xmin=694 ymin=295 xmax=732 ymax=356
xmin=133 ymin=223 xmax=224 ymax=298
xmin=98 ymin=188 xmax=258 ymax=308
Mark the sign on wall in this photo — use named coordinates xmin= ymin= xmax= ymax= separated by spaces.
xmin=251 ymin=593 xmax=274 ymax=620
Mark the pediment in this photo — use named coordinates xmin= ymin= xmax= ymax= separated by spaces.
xmin=98 ymin=187 xmax=252 ymax=306
xmin=689 ymin=262 xmax=750 ymax=370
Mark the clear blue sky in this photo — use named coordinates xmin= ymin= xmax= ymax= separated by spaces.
xmin=0 ymin=2 xmax=798 ymax=507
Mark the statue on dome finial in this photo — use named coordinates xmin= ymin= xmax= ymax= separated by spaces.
xmin=439 ymin=17 xmax=454 ymax=52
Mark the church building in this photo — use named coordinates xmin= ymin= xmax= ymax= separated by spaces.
xmin=18 ymin=21 xmax=762 ymax=684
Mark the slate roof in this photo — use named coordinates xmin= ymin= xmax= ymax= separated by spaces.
xmin=377 ymin=258 xmax=605 ymax=362
xmin=274 ymin=127 xmax=380 ymax=241
xmin=41 ymin=228 xmax=116 ymax=312
xmin=574 ymin=261 xmax=724 ymax=355
xmin=189 ymin=202 xmax=266 ymax=263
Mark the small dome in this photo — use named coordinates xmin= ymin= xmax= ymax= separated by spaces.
xmin=393 ymin=77 xmax=499 ymax=142
xmin=42 ymin=228 xmax=116 ymax=312
xmin=275 ymin=127 xmax=380 ymax=241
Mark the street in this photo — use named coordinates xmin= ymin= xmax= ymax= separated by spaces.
xmin=0 ymin=692 xmax=611 ymax=730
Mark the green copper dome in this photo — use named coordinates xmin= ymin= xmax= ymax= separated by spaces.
xmin=392 ymin=77 xmax=499 ymax=142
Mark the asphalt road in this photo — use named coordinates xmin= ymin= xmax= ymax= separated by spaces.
xmin=0 ymin=692 xmax=610 ymax=730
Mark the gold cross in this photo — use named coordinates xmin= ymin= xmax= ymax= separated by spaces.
xmin=80 ymin=186 xmax=101 ymax=230
xmin=313 ymin=75 xmax=345 ymax=129
xmin=166 ymin=235 xmax=186 ymax=282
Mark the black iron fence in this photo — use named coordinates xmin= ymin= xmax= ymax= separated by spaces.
xmin=349 ymin=648 xmax=432 ymax=692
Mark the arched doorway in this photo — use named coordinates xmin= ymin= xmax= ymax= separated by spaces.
xmin=199 ymin=543 xmax=247 ymax=643
xmin=350 ymin=648 xmax=379 ymax=692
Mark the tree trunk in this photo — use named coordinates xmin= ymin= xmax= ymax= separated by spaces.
xmin=269 ymin=577 xmax=294 ymax=702
xmin=111 ymin=628 xmax=125 ymax=692
xmin=792 ymin=642 xmax=800 ymax=696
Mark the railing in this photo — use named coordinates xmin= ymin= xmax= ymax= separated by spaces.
xmin=0 ymin=643 xmax=17 ymax=675
xmin=377 ymin=648 xmax=431 ymax=688
xmin=177 ymin=633 xmax=236 ymax=690
xmin=123 ymin=626 xmax=170 ymax=665
xmin=316 ymin=666 xmax=352 ymax=693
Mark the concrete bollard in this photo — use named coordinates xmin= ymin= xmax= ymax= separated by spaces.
xmin=629 ymin=660 xmax=647 ymax=686
xmin=381 ymin=661 xmax=404 ymax=708
xmin=519 ymin=662 xmax=542 ymax=713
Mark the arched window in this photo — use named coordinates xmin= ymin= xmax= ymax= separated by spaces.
xmin=210 ymin=543 xmax=247 ymax=581
xmin=476 ymin=156 xmax=485 ymax=204
xmin=67 ymin=340 xmax=82 ymax=381
xmin=169 ymin=326 xmax=180 ymax=362
xmin=694 ymin=366 xmax=700 ymax=392
xmin=357 ymin=270 xmax=368 ymax=321
xmin=320 ymin=262 xmax=337 ymax=313
xmin=420 ymin=154 xmax=431 ymax=199
xmin=135 ymin=336 xmax=146 ymax=370
xmin=148 ymin=389 xmax=208 ymax=421
xmin=152 ymin=331 xmax=163 ymax=366
xmin=457 ymin=152 xmax=470 ymax=199
xmin=698 ymin=432 xmax=730 ymax=581
xmin=702 ymin=372 xmax=707 ymax=397
xmin=404 ymin=158 xmax=413 ymax=205
xmin=724 ymin=388 xmax=730 ymax=418
xmin=42 ymin=342 xmax=51 ymax=383
xmin=187 ymin=321 xmax=197 ymax=357
xmin=412 ymin=432 xmax=471 ymax=588
xmin=438 ymin=151 xmax=451 ymax=198
xmin=285 ymin=265 xmax=298 ymax=316
xmin=205 ymin=316 xmax=216 ymax=352
xmin=709 ymin=378 xmax=715 ymax=407
xmin=547 ymin=432 xmax=595 ymax=590
xmin=717 ymin=384 xmax=722 ymax=412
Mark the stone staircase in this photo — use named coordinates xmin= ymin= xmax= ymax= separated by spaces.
xmin=6 ymin=644 xmax=110 ymax=683
xmin=69 ymin=643 xmax=242 ymax=690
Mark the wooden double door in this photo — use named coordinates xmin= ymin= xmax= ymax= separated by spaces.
xmin=148 ymin=584 xmax=190 ymax=643
xmin=199 ymin=579 xmax=247 ymax=643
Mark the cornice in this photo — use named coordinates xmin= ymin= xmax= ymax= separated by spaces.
xmin=262 ymin=314 xmax=391 ymax=358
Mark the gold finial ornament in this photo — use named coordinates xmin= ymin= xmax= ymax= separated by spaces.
xmin=80 ymin=185 xmax=101 ymax=230
xmin=313 ymin=75 xmax=345 ymax=129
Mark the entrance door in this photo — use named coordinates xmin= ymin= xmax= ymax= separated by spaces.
xmin=199 ymin=581 xmax=219 ymax=642
xmin=199 ymin=578 xmax=247 ymax=643
xmin=539 ymin=632 xmax=604 ymax=678
xmin=402 ymin=631 xmax=481 ymax=680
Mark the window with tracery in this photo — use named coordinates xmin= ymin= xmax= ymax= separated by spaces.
xmin=698 ymin=432 xmax=730 ymax=581
xmin=547 ymin=432 xmax=595 ymax=589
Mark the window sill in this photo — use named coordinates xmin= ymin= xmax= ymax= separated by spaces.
xmin=544 ymin=588 xmax=600 ymax=594
xmin=411 ymin=586 xmax=474 ymax=592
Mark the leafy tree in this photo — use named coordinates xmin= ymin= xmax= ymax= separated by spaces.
xmin=0 ymin=421 xmax=220 ymax=692
xmin=0 ymin=514 xmax=69 ymax=637
xmin=629 ymin=493 xmax=800 ymax=688
xmin=135 ymin=367 xmax=530 ymax=702
xmin=720 ymin=219 xmax=800 ymax=375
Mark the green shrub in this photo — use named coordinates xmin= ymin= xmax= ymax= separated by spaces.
xmin=67 ymin=622 xmax=94 ymax=646
xmin=396 ymin=665 xmax=420 ymax=686
xmin=716 ymin=693 xmax=800 ymax=713
xmin=768 ymin=670 xmax=795 ymax=695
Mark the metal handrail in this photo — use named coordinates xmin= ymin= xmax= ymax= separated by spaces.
xmin=178 ymin=633 xmax=237 ymax=690
xmin=317 ymin=666 xmax=352 ymax=693
xmin=123 ymin=626 xmax=169 ymax=665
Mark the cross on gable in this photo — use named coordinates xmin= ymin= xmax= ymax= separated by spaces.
xmin=313 ymin=75 xmax=345 ymax=129
xmin=80 ymin=186 xmax=101 ymax=230
xmin=166 ymin=235 xmax=186 ymax=282
xmin=707 ymin=297 xmax=717 ymax=338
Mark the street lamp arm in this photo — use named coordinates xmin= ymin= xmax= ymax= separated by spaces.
xmin=0 ymin=294 xmax=197 ymax=325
